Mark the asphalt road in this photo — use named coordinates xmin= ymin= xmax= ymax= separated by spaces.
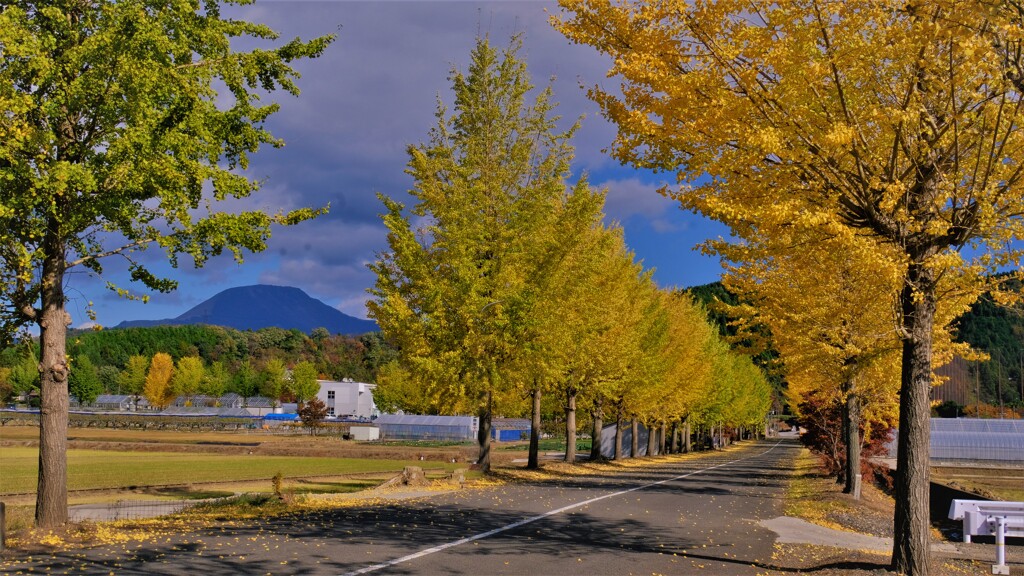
xmin=2 ymin=438 xmax=802 ymax=575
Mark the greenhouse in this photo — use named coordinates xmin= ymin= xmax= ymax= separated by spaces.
xmin=929 ymin=418 xmax=1024 ymax=464
xmin=375 ymin=414 xmax=479 ymax=442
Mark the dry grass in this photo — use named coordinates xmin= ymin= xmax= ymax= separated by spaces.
xmin=932 ymin=466 xmax=1024 ymax=501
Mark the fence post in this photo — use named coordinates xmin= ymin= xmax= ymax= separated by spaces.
xmin=1 ymin=500 xmax=6 ymax=553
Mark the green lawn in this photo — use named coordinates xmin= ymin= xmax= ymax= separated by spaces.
xmin=0 ymin=446 xmax=457 ymax=494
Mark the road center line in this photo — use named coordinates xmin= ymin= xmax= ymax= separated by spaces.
xmin=340 ymin=440 xmax=783 ymax=576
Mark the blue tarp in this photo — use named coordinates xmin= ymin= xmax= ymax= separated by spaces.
xmin=263 ymin=413 xmax=299 ymax=421
xmin=494 ymin=428 xmax=528 ymax=442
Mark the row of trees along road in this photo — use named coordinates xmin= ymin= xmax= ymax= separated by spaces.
xmin=368 ymin=36 xmax=772 ymax=473
xmin=0 ymin=2 xmax=333 ymax=527
xmin=556 ymin=1 xmax=1024 ymax=573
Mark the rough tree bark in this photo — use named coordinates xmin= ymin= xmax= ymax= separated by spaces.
xmin=564 ymin=390 xmax=577 ymax=463
xmin=684 ymin=417 xmax=691 ymax=453
xmin=659 ymin=422 xmax=667 ymax=454
xmin=646 ymin=420 xmax=657 ymax=457
xmin=590 ymin=399 xmax=603 ymax=461
xmin=630 ymin=418 xmax=639 ymax=457
xmin=35 ymin=243 xmax=70 ymax=528
xmin=528 ymin=387 xmax=541 ymax=469
xmin=614 ymin=413 xmax=623 ymax=460
xmin=477 ymin=390 xmax=493 ymax=473
xmin=892 ymin=262 xmax=937 ymax=575
xmin=843 ymin=379 xmax=863 ymax=500
xmin=670 ymin=420 xmax=679 ymax=454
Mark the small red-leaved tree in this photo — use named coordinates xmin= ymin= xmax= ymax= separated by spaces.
xmin=298 ymin=397 xmax=328 ymax=436
xmin=798 ymin=391 xmax=894 ymax=488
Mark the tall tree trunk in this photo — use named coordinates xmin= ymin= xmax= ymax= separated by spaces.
xmin=477 ymin=390 xmax=492 ymax=473
xmin=646 ymin=420 xmax=657 ymax=457
xmin=564 ymin=390 xmax=577 ymax=463
xmin=630 ymin=418 xmax=639 ymax=457
xmin=843 ymin=378 xmax=863 ymax=500
xmin=892 ymin=263 xmax=937 ymax=575
xmin=659 ymin=422 xmax=667 ymax=454
xmin=36 ymin=244 xmax=70 ymax=528
xmin=670 ymin=420 xmax=679 ymax=454
xmin=614 ymin=411 xmax=623 ymax=460
xmin=590 ymin=398 xmax=603 ymax=461
xmin=528 ymin=387 xmax=541 ymax=470
xmin=684 ymin=417 xmax=691 ymax=453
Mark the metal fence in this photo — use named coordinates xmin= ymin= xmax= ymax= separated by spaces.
xmin=67 ymin=497 xmax=233 ymax=522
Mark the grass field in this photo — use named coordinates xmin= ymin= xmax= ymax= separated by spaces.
xmin=0 ymin=446 xmax=459 ymax=495
xmin=933 ymin=466 xmax=1024 ymax=501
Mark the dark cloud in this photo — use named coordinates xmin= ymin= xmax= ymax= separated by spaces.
xmin=81 ymin=1 xmax=710 ymax=326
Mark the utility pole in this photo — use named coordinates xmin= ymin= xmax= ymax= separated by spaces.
xmin=976 ymin=358 xmax=982 ymax=416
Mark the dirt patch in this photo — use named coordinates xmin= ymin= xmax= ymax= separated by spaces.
xmin=779 ymin=450 xmax=1008 ymax=575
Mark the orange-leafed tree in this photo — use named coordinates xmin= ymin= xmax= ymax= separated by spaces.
xmin=143 ymin=353 xmax=175 ymax=410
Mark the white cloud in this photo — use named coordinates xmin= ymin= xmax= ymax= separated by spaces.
xmin=598 ymin=177 xmax=681 ymax=232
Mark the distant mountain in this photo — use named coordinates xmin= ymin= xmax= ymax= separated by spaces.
xmin=115 ymin=285 xmax=378 ymax=335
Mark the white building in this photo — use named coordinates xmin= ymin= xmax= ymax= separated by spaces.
xmin=316 ymin=379 xmax=377 ymax=420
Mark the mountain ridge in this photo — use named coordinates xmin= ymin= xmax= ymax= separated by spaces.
xmin=114 ymin=284 xmax=378 ymax=335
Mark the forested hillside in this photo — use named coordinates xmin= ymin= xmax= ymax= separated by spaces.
xmin=691 ymin=279 xmax=1024 ymax=409
xmin=951 ymin=277 xmax=1024 ymax=407
xmin=0 ymin=325 xmax=394 ymax=404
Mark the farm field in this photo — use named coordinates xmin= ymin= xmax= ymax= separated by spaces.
xmin=0 ymin=425 xmax=478 ymax=533
xmin=932 ymin=466 xmax=1024 ymax=501
xmin=0 ymin=446 xmax=460 ymax=495
xmin=0 ymin=425 xmax=479 ymax=460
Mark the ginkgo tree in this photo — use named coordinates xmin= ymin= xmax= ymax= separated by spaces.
xmin=719 ymin=231 xmax=905 ymax=499
xmin=0 ymin=1 xmax=332 ymax=528
xmin=556 ymin=1 xmax=1024 ymax=571
xmin=546 ymin=225 xmax=647 ymax=462
xmin=368 ymin=35 xmax=601 ymax=473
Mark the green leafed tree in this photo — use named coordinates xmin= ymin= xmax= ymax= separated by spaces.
xmin=260 ymin=358 xmax=287 ymax=407
xmin=67 ymin=354 xmax=101 ymax=405
xmin=9 ymin=348 xmax=39 ymax=398
xmin=118 ymin=354 xmax=149 ymax=398
xmin=201 ymin=360 xmax=230 ymax=399
xmin=233 ymin=359 xmax=259 ymax=398
xmin=0 ymin=1 xmax=333 ymax=527
xmin=289 ymin=360 xmax=320 ymax=406
xmin=171 ymin=356 xmax=204 ymax=401
xmin=369 ymin=35 xmax=600 ymax=473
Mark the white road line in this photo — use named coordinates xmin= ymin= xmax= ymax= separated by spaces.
xmin=340 ymin=440 xmax=783 ymax=576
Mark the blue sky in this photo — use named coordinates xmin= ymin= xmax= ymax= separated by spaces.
xmin=68 ymin=1 xmax=732 ymax=329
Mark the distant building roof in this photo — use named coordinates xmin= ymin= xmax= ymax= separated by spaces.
xmin=217 ymin=407 xmax=256 ymax=418
xmin=244 ymin=396 xmax=274 ymax=408
xmin=160 ymin=406 xmax=257 ymax=418
xmin=95 ymin=394 xmax=132 ymax=403
xmin=162 ymin=406 xmax=220 ymax=416
xmin=493 ymin=418 xmax=531 ymax=430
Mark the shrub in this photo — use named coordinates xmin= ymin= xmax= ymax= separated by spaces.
xmin=796 ymin=391 xmax=894 ymax=485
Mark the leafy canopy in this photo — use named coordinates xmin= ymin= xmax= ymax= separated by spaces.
xmin=0 ymin=0 xmax=333 ymax=336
